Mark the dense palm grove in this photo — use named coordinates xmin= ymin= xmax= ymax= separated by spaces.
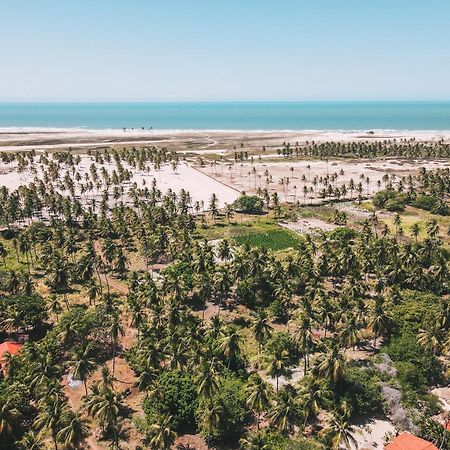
xmin=277 ymin=139 xmax=450 ymax=158
xmin=0 ymin=146 xmax=449 ymax=449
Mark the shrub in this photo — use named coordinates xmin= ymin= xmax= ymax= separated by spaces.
xmin=385 ymin=198 xmax=405 ymax=212
xmin=233 ymin=195 xmax=264 ymax=214
xmin=339 ymin=366 xmax=383 ymax=416
xmin=384 ymin=333 xmax=443 ymax=387
xmin=142 ymin=370 xmax=197 ymax=433
xmin=196 ymin=375 xmax=249 ymax=444
xmin=0 ymin=293 xmax=48 ymax=332
xmin=267 ymin=299 xmax=289 ymax=324
xmin=411 ymin=194 xmax=438 ymax=212
xmin=373 ymin=190 xmax=408 ymax=211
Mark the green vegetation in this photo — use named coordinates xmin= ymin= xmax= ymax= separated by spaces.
xmin=0 ymin=147 xmax=448 ymax=450
xmin=234 ymin=228 xmax=302 ymax=251
xmin=232 ymin=194 xmax=264 ymax=214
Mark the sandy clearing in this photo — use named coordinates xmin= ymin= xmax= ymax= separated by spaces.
xmin=351 ymin=419 xmax=396 ymax=450
xmin=0 ymin=157 xmax=240 ymax=208
xmin=280 ymin=218 xmax=338 ymax=234
xmin=197 ymin=158 xmax=447 ymax=204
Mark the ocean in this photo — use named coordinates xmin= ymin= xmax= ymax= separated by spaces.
xmin=0 ymin=101 xmax=449 ymax=131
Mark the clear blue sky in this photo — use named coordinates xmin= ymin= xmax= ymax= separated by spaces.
xmin=1 ymin=0 xmax=450 ymax=101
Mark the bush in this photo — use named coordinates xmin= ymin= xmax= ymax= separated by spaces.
xmin=196 ymin=375 xmax=249 ymax=444
xmin=0 ymin=293 xmax=48 ymax=332
xmin=233 ymin=195 xmax=264 ymax=214
xmin=411 ymin=194 xmax=438 ymax=212
xmin=143 ymin=370 xmax=197 ymax=433
xmin=373 ymin=190 xmax=407 ymax=211
xmin=384 ymin=333 xmax=443 ymax=387
xmin=328 ymin=227 xmax=357 ymax=242
xmin=388 ymin=290 xmax=440 ymax=334
xmin=385 ymin=198 xmax=405 ymax=212
xmin=235 ymin=278 xmax=257 ymax=307
xmin=339 ymin=366 xmax=383 ymax=416
xmin=267 ymin=299 xmax=289 ymax=324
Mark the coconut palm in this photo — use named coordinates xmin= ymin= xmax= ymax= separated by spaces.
xmin=0 ymin=242 xmax=8 ymax=267
xmin=0 ymin=398 xmax=21 ymax=439
xmin=314 ymin=343 xmax=346 ymax=387
xmin=219 ymin=325 xmax=242 ymax=369
xmin=199 ymin=402 xmax=222 ymax=450
xmin=251 ymin=310 xmax=273 ymax=358
xmin=56 ymin=412 xmax=90 ymax=449
xmin=267 ymin=384 xmax=300 ymax=435
xmin=83 ymin=382 xmax=126 ymax=445
xmin=147 ymin=414 xmax=177 ymax=449
xmin=18 ymin=431 xmax=44 ymax=450
xmin=68 ymin=344 xmax=96 ymax=395
xmin=265 ymin=350 xmax=291 ymax=392
xmin=418 ymin=323 xmax=444 ymax=356
xmin=323 ymin=407 xmax=358 ymax=450
xmin=246 ymin=373 xmax=273 ymax=429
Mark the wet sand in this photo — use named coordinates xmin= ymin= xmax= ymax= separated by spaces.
xmin=1 ymin=128 xmax=450 ymax=152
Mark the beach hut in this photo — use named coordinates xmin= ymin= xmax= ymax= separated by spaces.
xmin=385 ymin=432 xmax=438 ymax=450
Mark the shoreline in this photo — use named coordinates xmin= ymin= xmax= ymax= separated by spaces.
xmin=0 ymin=127 xmax=449 ymax=152
xmin=2 ymin=126 xmax=450 ymax=133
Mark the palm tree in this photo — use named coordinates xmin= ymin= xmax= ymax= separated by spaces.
xmin=0 ymin=398 xmax=21 ymax=441
xmin=293 ymin=314 xmax=314 ymax=376
xmin=239 ymin=432 xmax=270 ymax=449
xmin=56 ymin=412 xmax=90 ymax=449
xmin=68 ymin=344 xmax=96 ymax=395
xmin=251 ymin=310 xmax=273 ymax=358
xmin=246 ymin=373 xmax=273 ymax=429
xmin=5 ymin=270 xmax=20 ymax=294
xmin=418 ymin=323 xmax=444 ymax=356
xmin=84 ymin=381 xmax=126 ymax=446
xmin=314 ymin=343 xmax=346 ymax=387
xmin=18 ymin=431 xmax=44 ymax=450
xmin=148 ymin=414 xmax=177 ymax=449
xmin=34 ymin=396 xmax=69 ymax=450
xmin=108 ymin=312 xmax=124 ymax=374
xmin=267 ymin=384 xmax=300 ymax=435
xmin=199 ymin=402 xmax=222 ymax=450
xmin=411 ymin=222 xmax=420 ymax=242
xmin=368 ymin=296 xmax=392 ymax=349
xmin=197 ymin=359 xmax=220 ymax=401
xmin=219 ymin=326 xmax=242 ymax=369
xmin=323 ymin=407 xmax=358 ymax=450
xmin=265 ymin=350 xmax=291 ymax=392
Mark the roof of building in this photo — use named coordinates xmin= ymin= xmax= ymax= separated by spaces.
xmin=385 ymin=432 xmax=438 ymax=450
xmin=0 ymin=341 xmax=23 ymax=360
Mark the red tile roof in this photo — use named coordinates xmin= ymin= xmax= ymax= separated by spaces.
xmin=385 ymin=432 xmax=438 ymax=450
xmin=0 ymin=341 xmax=22 ymax=359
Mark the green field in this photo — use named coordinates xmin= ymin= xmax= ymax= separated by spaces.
xmin=233 ymin=228 xmax=302 ymax=251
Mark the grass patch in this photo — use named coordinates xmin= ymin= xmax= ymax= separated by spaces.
xmin=233 ymin=228 xmax=302 ymax=251
xmin=381 ymin=206 xmax=450 ymax=245
xmin=0 ymin=237 xmax=27 ymax=271
xmin=195 ymin=214 xmax=281 ymax=240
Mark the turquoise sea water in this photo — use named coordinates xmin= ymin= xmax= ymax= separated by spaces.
xmin=0 ymin=102 xmax=449 ymax=130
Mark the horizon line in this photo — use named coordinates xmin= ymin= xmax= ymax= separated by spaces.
xmin=1 ymin=99 xmax=450 ymax=104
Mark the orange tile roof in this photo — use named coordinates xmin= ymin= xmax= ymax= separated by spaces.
xmin=385 ymin=432 xmax=438 ymax=450
xmin=0 ymin=341 xmax=22 ymax=359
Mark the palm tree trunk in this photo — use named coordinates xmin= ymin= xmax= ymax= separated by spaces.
xmin=112 ymin=342 xmax=116 ymax=374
